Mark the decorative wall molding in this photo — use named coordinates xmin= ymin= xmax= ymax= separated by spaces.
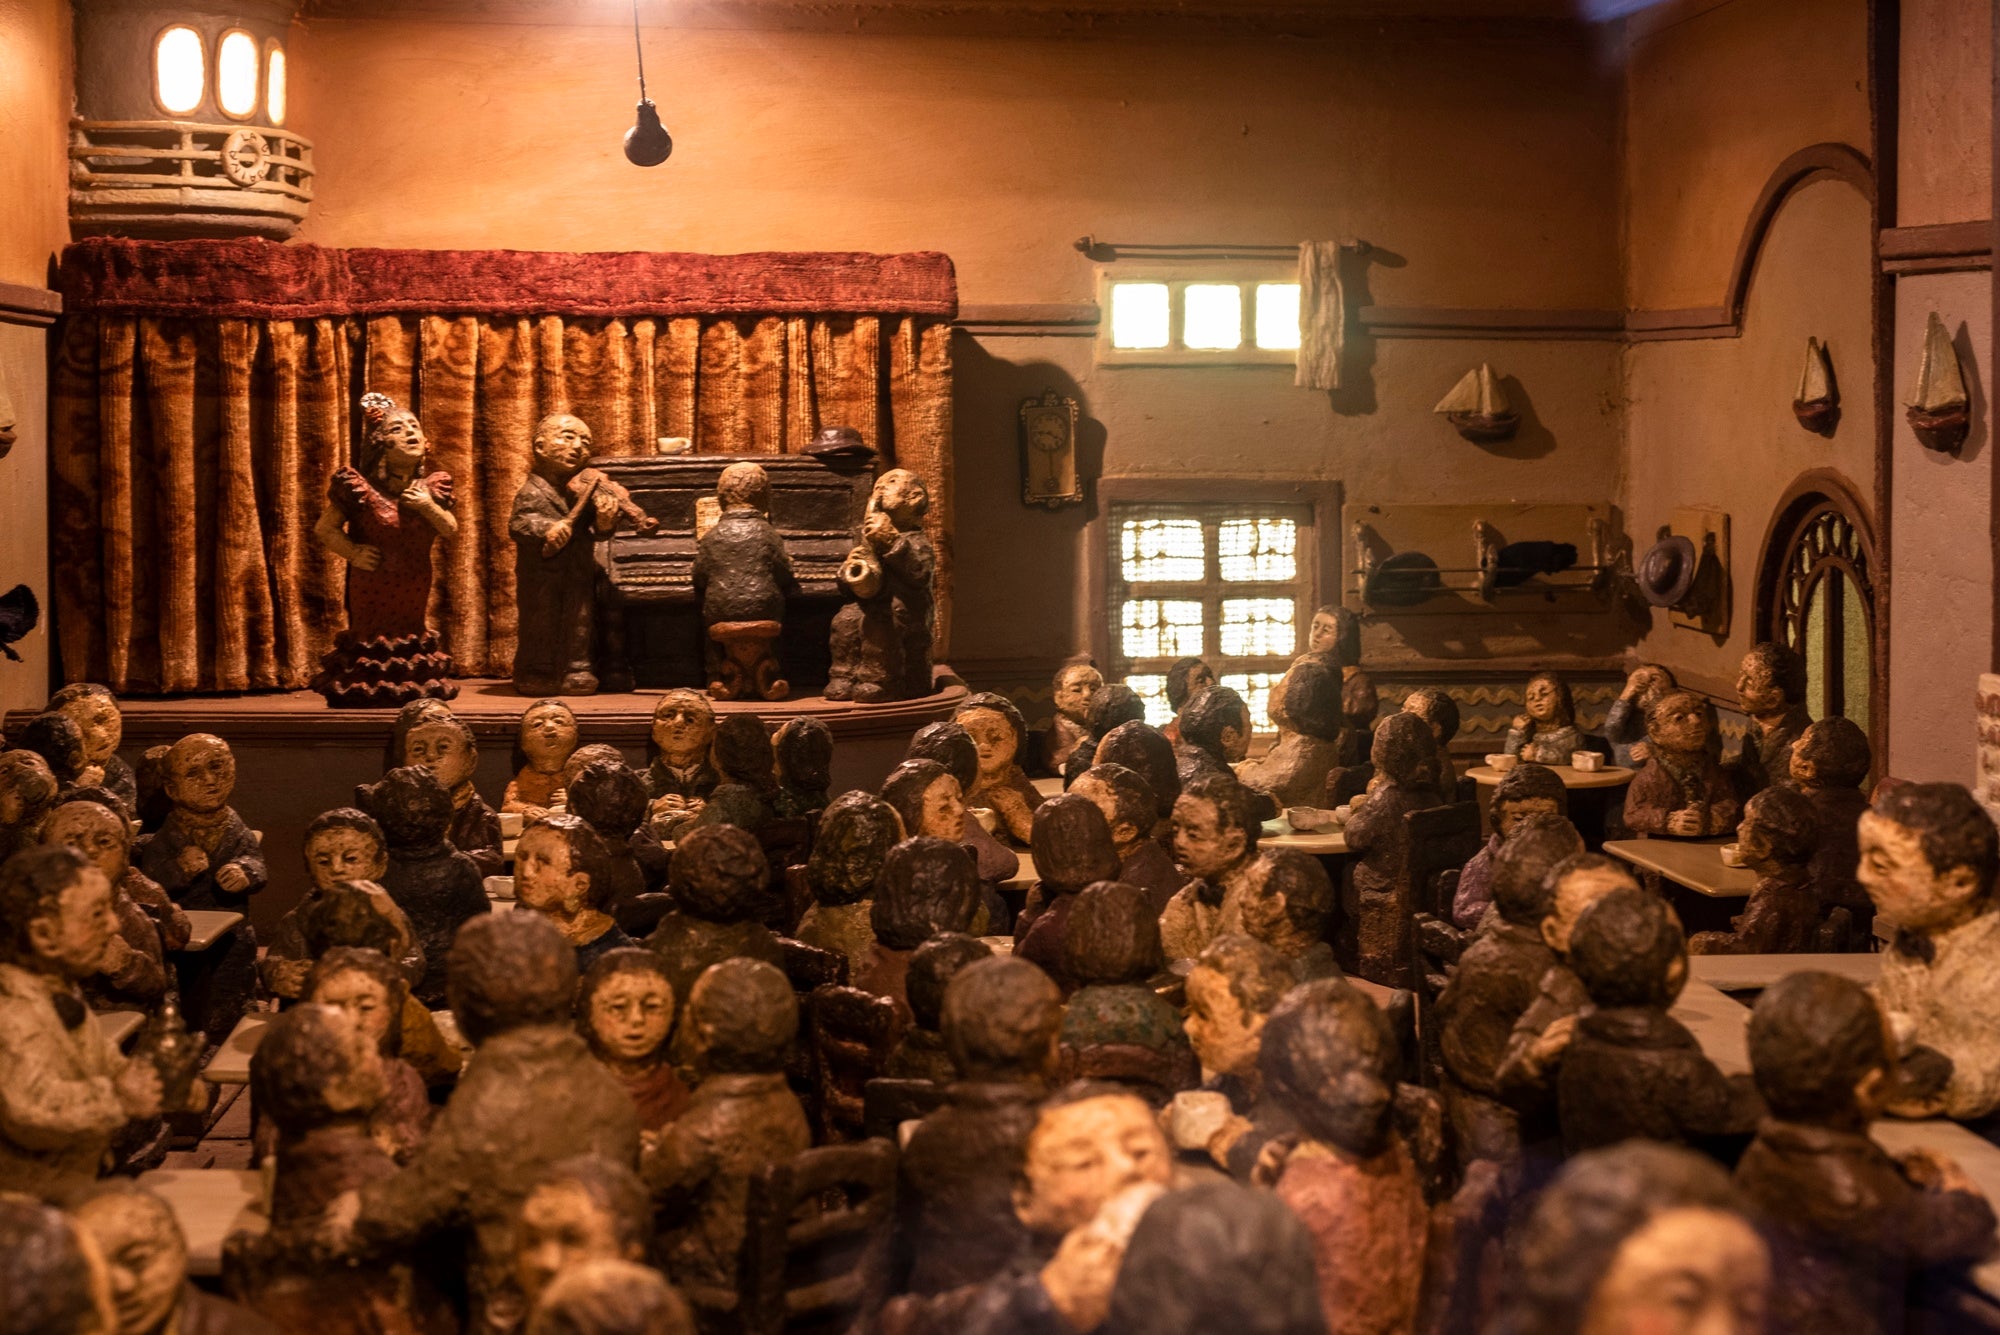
xmin=1356 ymin=306 xmax=1625 ymax=340
xmin=0 ymin=281 xmax=61 ymax=328
xmin=1878 ymin=220 xmax=1992 ymax=274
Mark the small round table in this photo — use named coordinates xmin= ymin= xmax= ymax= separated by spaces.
xmin=1466 ymin=763 xmax=1636 ymax=848
xmin=1465 ymin=763 xmax=1636 ymax=790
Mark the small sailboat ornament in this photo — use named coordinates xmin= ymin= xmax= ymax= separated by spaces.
xmin=1906 ymin=312 xmax=1971 ymax=453
xmin=1792 ymin=337 xmax=1839 ymax=435
xmin=1435 ymin=364 xmax=1519 ymax=442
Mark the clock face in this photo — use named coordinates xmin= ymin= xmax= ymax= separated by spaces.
xmin=1029 ymin=415 xmax=1067 ymax=453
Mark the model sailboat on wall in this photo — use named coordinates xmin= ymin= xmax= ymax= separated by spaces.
xmin=1906 ymin=312 xmax=1971 ymax=453
xmin=1791 ymin=337 xmax=1839 ymax=435
xmin=1434 ymin=364 xmax=1519 ymax=443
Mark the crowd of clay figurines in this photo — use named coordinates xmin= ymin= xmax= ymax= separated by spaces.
xmin=311 ymin=403 xmax=936 ymax=710
xmin=4 ymin=612 xmax=2000 ymax=1335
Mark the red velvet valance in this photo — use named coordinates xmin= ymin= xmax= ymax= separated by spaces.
xmin=58 ymin=238 xmax=960 ymax=322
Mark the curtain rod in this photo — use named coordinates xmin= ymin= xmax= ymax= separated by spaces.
xmin=1074 ymin=235 xmax=1372 ymax=261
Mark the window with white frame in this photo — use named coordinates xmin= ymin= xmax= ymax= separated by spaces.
xmin=1101 ymin=276 xmax=1301 ymax=365
xmin=1110 ymin=503 xmax=1310 ymax=730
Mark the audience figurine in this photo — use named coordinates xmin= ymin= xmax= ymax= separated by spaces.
xmin=0 ymin=1194 xmax=114 ymax=1335
xmin=1160 ymin=656 xmax=1216 ymax=746
xmin=0 ymin=846 xmax=198 ymax=1196
xmin=565 ymin=759 xmax=660 ymax=937
xmin=885 ymin=933 xmax=992 ymax=1084
xmin=512 ymin=1156 xmax=654 ymax=1322
xmin=904 ymin=721 xmax=1019 ymax=883
xmin=881 ymin=759 xmax=972 ymax=851
xmin=506 ymin=699 xmax=583 ymax=821
xmin=1260 ymin=977 xmax=1429 ymax=1335
xmin=693 ymin=461 xmax=798 ymax=702
xmin=1401 ymin=686 xmax=1462 ymax=803
xmin=1622 ymin=688 xmax=1741 ymax=838
xmin=576 ymin=948 xmax=689 ymax=1133
xmin=1058 ymin=684 xmax=1148 ymax=786
xmin=1093 ymin=720 xmax=1181 ymax=840
xmin=1503 ymin=671 xmax=1584 ymax=766
xmin=1735 ymin=972 xmax=1997 ymax=1335
xmin=857 ymin=837 xmax=983 ymax=1018
xmin=1861 ymin=782 xmax=2000 ymax=1119
xmin=386 ymin=698 xmax=455 ymax=772
xmin=286 ymin=883 xmax=460 ymax=1091
xmin=644 ymin=825 xmax=784 ymax=1006
xmin=771 ymin=716 xmax=833 ymax=820
xmin=1173 ymin=685 xmax=1253 ymax=787
xmin=1601 ymin=663 xmax=1676 ymax=768
xmin=1434 ymin=815 xmax=1585 ymax=1171
xmin=511 ymin=413 xmax=619 ymax=696
xmin=17 ymin=710 xmax=90 ymax=793
xmin=304 ymin=948 xmax=436 ymax=1163
xmin=1103 ymin=1180 xmax=1327 ymax=1335
xmin=1690 ymin=785 xmax=1827 ymax=955
xmin=686 ymin=714 xmax=779 ymax=846
xmin=528 ymin=1259 xmax=693 ymax=1335
xmin=826 ymin=467 xmax=937 ymax=703
xmin=1057 ymin=881 xmax=1197 ymax=1101
xmin=135 ymin=732 xmax=266 ymax=1042
xmin=260 ymin=809 xmax=421 ymax=999
xmin=1556 ymin=886 xmax=1761 ymax=1155
xmin=898 ymin=956 xmax=1065 ymax=1294
xmin=0 ymin=748 xmax=60 ymax=862
xmin=337 ymin=914 xmax=642 ymax=1333
xmin=1733 ymin=640 xmax=1813 ymax=797
xmin=42 ymin=795 xmax=181 ymax=1012
xmin=1493 ymin=853 xmax=1641 ymax=1105
xmin=69 ymin=1182 xmax=278 ymax=1335
xmin=357 ymin=766 xmax=490 ymax=1008
xmin=643 ymin=690 xmax=718 ymax=840
xmin=1040 ymin=660 xmax=1104 ymax=776
xmin=1236 ymin=656 xmax=1344 ymax=809
xmin=1167 ymin=933 xmax=1298 ymax=1178
xmin=1493 ymin=1141 xmax=1769 ymax=1335
xmin=515 ymin=813 xmax=636 ymax=975
xmin=1791 ymin=716 xmax=1875 ymax=928
xmin=794 ymin=792 xmax=901 ymax=978
xmin=1451 ymin=762 xmax=1567 ymax=929
xmin=1014 ymin=794 xmax=1123 ymax=988
xmin=48 ymin=682 xmax=136 ymax=809
xmin=1308 ymin=605 xmax=1378 ymax=769
xmin=642 ymin=958 xmax=811 ymax=1303
xmin=1160 ymin=773 xmax=1265 ymax=961
xmin=401 ymin=713 xmax=503 ymax=878
xmin=1071 ymin=762 xmax=1186 ymax=916
xmin=1343 ymin=712 xmax=1442 ymax=986
xmin=955 ymin=692 xmax=1045 ymax=845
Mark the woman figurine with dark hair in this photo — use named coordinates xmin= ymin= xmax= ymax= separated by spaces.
xmin=311 ymin=392 xmax=459 ymax=707
xmin=1504 ymin=671 xmax=1583 ymax=766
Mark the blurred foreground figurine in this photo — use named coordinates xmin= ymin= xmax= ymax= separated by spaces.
xmin=1503 ymin=671 xmax=1583 ymax=766
xmin=527 ymin=1258 xmax=693 ymax=1335
xmin=827 ymin=468 xmax=936 ymax=703
xmin=1736 ymin=972 xmax=1996 ymax=1335
xmin=1039 ymin=660 xmax=1103 ymax=776
xmin=1494 ymin=1141 xmax=1769 ymax=1335
xmin=312 ymin=393 xmax=458 ymax=707
xmin=258 ymin=809 xmax=420 ymax=1001
xmin=1623 ymin=688 xmax=1740 ymax=838
xmin=511 ymin=1156 xmax=654 ymax=1321
xmin=71 ymin=1182 xmax=278 ymax=1335
xmin=0 ymin=1195 xmax=112 ymax=1335
xmin=357 ymin=766 xmax=490 ymax=1008
xmin=859 ymin=837 xmax=982 ymax=1017
xmin=1236 ymin=656 xmax=1344 ymax=808
xmin=305 ymin=949 xmax=435 ymax=1162
xmin=1057 ymin=684 xmax=1147 ymax=784
xmin=1104 ymin=1180 xmax=1328 ymax=1335
xmin=694 ymin=462 xmax=797 ymax=702
xmin=511 ymin=413 xmax=619 ymax=696
xmin=1733 ymin=641 xmax=1812 ymax=797
xmin=577 ymin=948 xmax=689 ymax=1132
xmin=1014 ymin=793 xmax=1122 ymax=988
xmin=1862 ymin=782 xmax=2000 ymax=1119
xmin=0 ymin=748 xmax=59 ymax=861
xmin=49 ymin=682 xmax=136 ymax=810
xmin=42 ymin=795 xmax=182 ymax=1012
xmin=1058 ymin=881 xmax=1198 ymax=1101
xmin=506 ymin=699 xmax=582 ymax=821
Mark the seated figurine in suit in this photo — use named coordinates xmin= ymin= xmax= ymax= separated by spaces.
xmin=1173 ymin=685 xmax=1253 ymax=788
xmin=1039 ymin=661 xmax=1103 ymax=777
xmin=687 ymin=715 xmax=781 ymax=856
xmin=793 ymin=792 xmax=901 ymax=979
xmin=1691 ymin=785 xmax=1826 ymax=955
xmin=48 ymin=683 xmax=137 ymax=811
xmin=693 ymin=461 xmax=798 ymax=702
xmin=956 ymin=693 xmax=1046 ymax=845
xmin=644 ymin=825 xmax=784 ymax=1005
xmin=1104 ymin=1180 xmax=1325 ymax=1335
xmin=356 ymin=767 xmax=490 ymax=1008
xmin=885 ymin=933 xmax=993 ymax=1084
xmin=1057 ymin=881 xmax=1197 ymax=1102
xmin=1735 ymin=972 xmax=1998 ymax=1335
xmin=1014 ymin=794 xmax=1123 ymax=990
xmin=401 ymin=713 xmax=502 ymax=879
xmin=1503 ymin=672 xmax=1584 ymax=767
xmin=1791 ymin=716 xmax=1874 ymax=930
xmin=1071 ymin=762 xmax=1188 ymax=917
xmin=1236 ymin=656 xmax=1344 ymax=810
xmin=1307 ymin=605 xmax=1379 ymax=770
xmin=1556 ymin=886 xmax=1761 ymax=1155
xmin=1160 ymin=656 xmax=1216 ymax=747
xmin=856 ymin=837 xmax=983 ymax=1021
xmin=504 ymin=698 xmax=581 ymax=821
xmin=644 ymin=690 xmax=718 ymax=839
xmin=1732 ymin=641 xmax=1813 ymax=799
xmin=1451 ymin=761 xmax=1567 ymax=930
xmin=1623 ymin=689 xmax=1741 ymax=839
xmin=1158 ymin=773 xmax=1267 ymax=962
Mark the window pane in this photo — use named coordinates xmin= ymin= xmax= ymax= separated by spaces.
xmin=1221 ymin=672 xmax=1282 ymax=732
xmin=1123 ymin=675 xmax=1174 ymax=728
xmin=217 ymin=30 xmax=259 ymax=117
xmin=1109 ymin=283 xmax=1170 ymax=350
xmin=1122 ymin=600 xmax=1206 ymax=659
xmin=1841 ymin=574 xmax=1870 ymax=737
xmin=155 ymin=26 xmax=206 ymax=115
xmin=1184 ymin=284 xmax=1243 ymax=350
xmin=1803 ymin=581 xmax=1828 ymax=721
xmin=1255 ymin=283 xmax=1302 ymax=350
xmin=1218 ymin=517 xmax=1296 ymax=582
xmin=1120 ymin=518 xmax=1205 ymax=583
xmin=266 ymin=44 xmax=287 ymax=125
xmin=1219 ymin=598 xmax=1297 ymax=657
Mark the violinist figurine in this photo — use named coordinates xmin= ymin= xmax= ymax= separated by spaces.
xmin=510 ymin=413 xmax=619 ymax=696
xmin=1732 ymin=641 xmax=1812 ymax=799
xmin=1503 ymin=671 xmax=1584 ymax=766
xmin=826 ymin=468 xmax=937 ymax=703
xmin=48 ymin=683 xmax=136 ymax=811
xmin=1623 ymin=689 xmax=1741 ymax=839
xmin=311 ymin=392 xmax=458 ymax=707
xmin=506 ymin=699 xmax=582 ymax=821
xmin=693 ymin=462 xmax=797 ymax=703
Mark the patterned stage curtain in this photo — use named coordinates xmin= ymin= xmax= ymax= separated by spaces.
xmin=51 ymin=242 xmax=956 ymax=693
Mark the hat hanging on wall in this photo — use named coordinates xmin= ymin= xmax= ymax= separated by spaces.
xmin=1364 ymin=551 xmax=1444 ymax=607
xmin=1791 ymin=337 xmax=1838 ymax=436
xmin=1434 ymin=364 xmax=1519 ymax=443
xmin=1636 ymin=535 xmax=1698 ymax=610
xmin=1906 ymin=312 xmax=1970 ymax=453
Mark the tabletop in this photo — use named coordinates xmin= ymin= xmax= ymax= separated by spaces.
xmin=203 ymin=1012 xmax=268 ymax=1085
xmin=134 ymin=1168 xmax=266 ymax=1276
xmin=1689 ymin=952 xmax=1881 ymax=992
xmin=97 ymin=1009 xmax=145 ymax=1047
xmin=1604 ymin=837 xmax=1758 ymax=899
xmin=179 ymin=910 xmax=245 ymax=952
xmin=1031 ymin=776 xmax=1064 ymax=799
xmin=1467 ymin=763 xmax=1635 ymax=790
xmin=1259 ymin=820 xmax=1350 ymax=856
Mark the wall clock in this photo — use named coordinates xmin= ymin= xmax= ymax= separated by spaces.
xmin=1019 ymin=389 xmax=1082 ymax=510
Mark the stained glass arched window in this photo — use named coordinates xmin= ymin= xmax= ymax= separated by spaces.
xmin=1757 ymin=476 xmax=1877 ymax=736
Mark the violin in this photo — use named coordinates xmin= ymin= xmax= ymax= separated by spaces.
xmin=566 ymin=467 xmax=658 ymax=534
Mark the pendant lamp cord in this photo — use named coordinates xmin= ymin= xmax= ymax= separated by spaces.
xmin=632 ymin=0 xmax=648 ymax=101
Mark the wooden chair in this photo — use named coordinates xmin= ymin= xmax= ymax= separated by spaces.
xmin=779 ymin=937 xmax=849 ymax=992
xmin=1403 ymin=801 xmax=1483 ymax=1081
xmin=862 ymin=1077 xmax=946 ymax=1142
xmin=738 ymin=1139 xmax=899 ymax=1335
xmin=808 ymin=987 xmax=900 ymax=1142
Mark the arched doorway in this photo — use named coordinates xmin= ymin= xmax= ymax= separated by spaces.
xmin=1755 ymin=471 xmax=1879 ymax=741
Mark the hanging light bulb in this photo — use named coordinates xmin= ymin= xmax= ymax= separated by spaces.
xmin=624 ymin=0 xmax=672 ymax=166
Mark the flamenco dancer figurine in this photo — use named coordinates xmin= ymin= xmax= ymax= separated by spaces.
xmin=312 ymin=393 xmax=458 ymax=707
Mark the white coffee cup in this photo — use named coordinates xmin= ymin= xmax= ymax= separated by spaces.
xmin=1570 ymin=751 xmax=1604 ymax=773
xmin=1485 ymin=753 xmax=1518 ymax=773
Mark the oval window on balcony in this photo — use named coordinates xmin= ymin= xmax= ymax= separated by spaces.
xmin=265 ymin=43 xmax=287 ymax=126
xmin=217 ymin=30 xmax=260 ymax=119
xmin=154 ymin=26 xmax=206 ymax=115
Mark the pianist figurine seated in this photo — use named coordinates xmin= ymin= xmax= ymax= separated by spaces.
xmin=694 ymin=462 xmax=798 ymax=703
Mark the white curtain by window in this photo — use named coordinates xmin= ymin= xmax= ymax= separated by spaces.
xmin=1294 ymin=241 xmax=1345 ymax=390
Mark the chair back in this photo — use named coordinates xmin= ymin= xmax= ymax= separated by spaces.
xmin=808 ymin=986 xmax=900 ymax=1141
xmin=862 ymin=1077 xmax=947 ymax=1142
xmin=739 ymin=1138 xmax=899 ymax=1335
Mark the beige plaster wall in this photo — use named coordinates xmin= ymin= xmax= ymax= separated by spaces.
xmin=1896 ymin=0 xmax=1992 ymax=228
xmin=1620 ymin=0 xmax=1871 ymax=311
xmin=0 ymin=0 xmax=69 ymax=288
xmin=0 ymin=322 xmax=51 ymax=720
